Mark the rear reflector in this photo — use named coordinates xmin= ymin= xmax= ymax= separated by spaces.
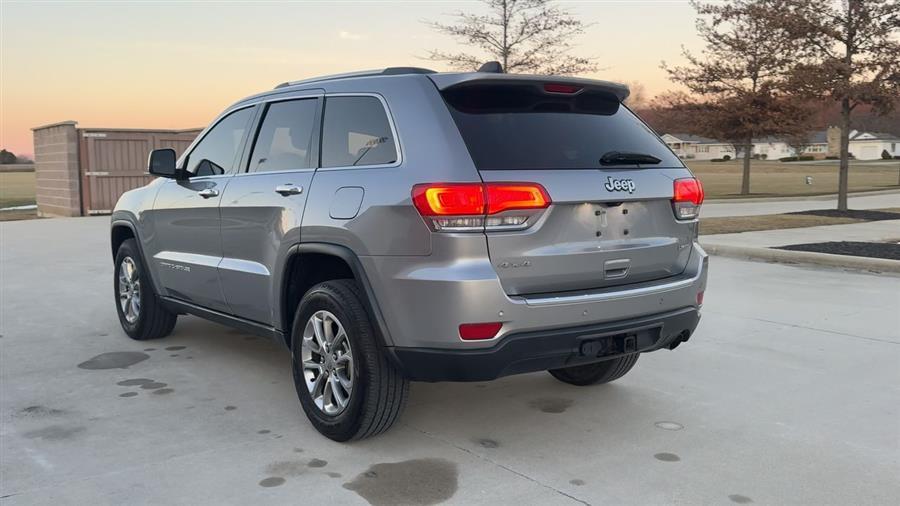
xmin=459 ymin=322 xmax=503 ymax=340
xmin=672 ymin=178 xmax=704 ymax=220
xmin=544 ymin=83 xmax=582 ymax=94
xmin=697 ymin=290 xmax=704 ymax=306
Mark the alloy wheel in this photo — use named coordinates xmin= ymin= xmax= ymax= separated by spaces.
xmin=301 ymin=310 xmax=354 ymax=416
xmin=118 ymin=257 xmax=141 ymax=324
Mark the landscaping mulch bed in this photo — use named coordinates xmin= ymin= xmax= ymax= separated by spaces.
xmin=788 ymin=209 xmax=900 ymax=221
xmin=775 ymin=241 xmax=900 ymax=261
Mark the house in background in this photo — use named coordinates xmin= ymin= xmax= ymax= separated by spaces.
xmin=661 ymin=134 xmax=736 ymax=160
xmin=753 ymin=130 xmax=829 ymax=159
xmin=664 ymin=128 xmax=898 ymax=162
xmin=827 ymin=126 xmax=900 ymax=159
xmin=849 ymin=130 xmax=900 ymax=160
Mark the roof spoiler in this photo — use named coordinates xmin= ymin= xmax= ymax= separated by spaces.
xmin=428 ymin=73 xmax=630 ymax=102
xmin=477 ymin=61 xmax=504 ymax=73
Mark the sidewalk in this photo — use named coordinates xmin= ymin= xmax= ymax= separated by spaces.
xmin=701 ymin=190 xmax=900 ymax=218
xmin=700 ymin=219 xmax=900 ymax=273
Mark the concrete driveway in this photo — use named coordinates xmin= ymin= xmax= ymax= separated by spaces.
xmin=1 ymin=217 xmax=898 ymax=505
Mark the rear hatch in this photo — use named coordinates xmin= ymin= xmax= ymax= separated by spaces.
xmin=433 ymin=75 xmax=697 ymax=296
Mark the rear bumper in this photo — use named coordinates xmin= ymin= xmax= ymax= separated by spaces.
xmin=361 ymin=242 xmax=708 ymax=350
xmin=387 ymin=306 xmax=700 ymax=382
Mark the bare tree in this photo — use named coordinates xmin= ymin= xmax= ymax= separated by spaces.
xmin=424 ymin=0 xmax=597 ymax=75
xmin=776 ymin=0 xmax=900 ymax=210
xmin=662 ymin=0 xmax=815 ymax=195
xmin=0 ymin=149 xmax=17 ymax=165
xmin=623 ymin=81 xmax=649 ymax=109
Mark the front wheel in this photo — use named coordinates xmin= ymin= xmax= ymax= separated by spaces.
xmin=549 ymin=354 xmax=639 ymax=386
xmin=113 ymin=239 xmax=176 ymax=340
xmin=291 ymin=280 xmax=408 ymax=441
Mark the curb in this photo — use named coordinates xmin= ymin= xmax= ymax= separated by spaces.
xmin=700 ymin=242 xmax=900 ymax=274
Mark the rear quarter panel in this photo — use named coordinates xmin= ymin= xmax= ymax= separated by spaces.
xmin=300 ymin=75 xmax=483 ymax=256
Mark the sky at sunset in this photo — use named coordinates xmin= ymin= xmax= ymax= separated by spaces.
xmin=1 ymin=1 xmax=703 ymax=157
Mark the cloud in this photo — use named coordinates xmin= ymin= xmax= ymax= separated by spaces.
xmin=338 ymin=30 xmax=364 ymax=41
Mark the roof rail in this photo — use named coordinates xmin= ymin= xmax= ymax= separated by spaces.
xmin=274 ymin=67 xmax=436 ymax=89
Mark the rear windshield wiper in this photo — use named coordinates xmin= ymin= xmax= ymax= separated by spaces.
xmin=600 ymin=151 xmax=661 ymax=166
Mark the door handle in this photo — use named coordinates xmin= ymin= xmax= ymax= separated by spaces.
xmin=198 ymin=188 xmax=219 ymax=199
xmin=275 ymin=184 xmax=303 ymax=196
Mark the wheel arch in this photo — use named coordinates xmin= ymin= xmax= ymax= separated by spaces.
xmin=279 ymin=243 xmax=394 ymax=351
xmin=110 ymin=219 xmax=138 ymax=259
xmin=110 ymin=218 xmax=165 ymax=298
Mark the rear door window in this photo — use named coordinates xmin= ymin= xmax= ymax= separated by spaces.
xmin=320 ymin=96 xmax=397 ymax=168
xmin=442 ymin=84 xmax=682 ymax=169
xmin=248 ymin=99 xmax=318 ymax=172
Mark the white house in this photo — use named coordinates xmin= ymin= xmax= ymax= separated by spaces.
xmin=663 ymin=129 xmax=900 ymax=161
xmin=753 ymin=130 xmax=829 ymax=159
xmin=847 ymin=130 xmax=900 ymax=160
xmin=661 ymin=134 xmax=736 ymax=160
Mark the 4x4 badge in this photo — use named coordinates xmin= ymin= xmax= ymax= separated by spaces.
xmin=605 ymin=177 xmax=636 ymax=194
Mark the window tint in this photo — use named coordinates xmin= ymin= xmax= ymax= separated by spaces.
xmin=321 ymin=96 xmax=397 ymax=168
xmin=442 ymin=84 xmax=682 ymax=170
xmin=187 ymin=107 xmax=254 ymax=176
xmin=248 ymin=99 xmax=318 ymax=173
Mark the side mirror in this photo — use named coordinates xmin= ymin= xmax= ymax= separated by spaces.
xmin=148 ymin=148 xmax=179 ymax=178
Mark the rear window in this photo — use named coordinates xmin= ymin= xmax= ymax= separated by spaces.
xmin=442 ymin=84 xmax=682 ymax=170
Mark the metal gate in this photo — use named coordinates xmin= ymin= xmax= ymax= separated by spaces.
xmin=79 ymin=129 xmax=199 ymax=214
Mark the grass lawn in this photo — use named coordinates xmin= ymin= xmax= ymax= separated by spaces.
xmin=700 ymin=208 xmax=900 ymax=235
xmin=0 ymin=209 xmax=38 ymax=222
xmin=0 ymin=171 xmax=36 ymax=208
xmin=687 ymin=160 xmax=900 ymax=199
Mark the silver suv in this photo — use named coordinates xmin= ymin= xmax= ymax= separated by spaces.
xmin=111 ymin=64 xmax=708 ymax=441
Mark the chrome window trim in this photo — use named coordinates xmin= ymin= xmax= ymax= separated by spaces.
xmin=234 ymin=168 xmax=315 ymax=178
xmin=179 ymin=91 xmax=401 ymax=180
xmin=161 ymin=173 xmax=231 ymax=183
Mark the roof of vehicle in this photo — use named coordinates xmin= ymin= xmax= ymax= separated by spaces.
xmin=253 ymin=65 xmax=630 ymax=103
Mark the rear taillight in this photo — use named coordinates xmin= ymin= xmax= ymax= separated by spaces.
xmin=672 ymin=178 xmax=704 ymax=220
xmin=412 ymin=182 xmax=550 ymax=232
xmin=412 ymin=184 xmax=484 ymax=216
xmin=484 ymin=184 xmax=550 ymax=214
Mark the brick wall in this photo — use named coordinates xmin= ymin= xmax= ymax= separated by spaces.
xmin=32 ymin=122 xmax=81 ymax=217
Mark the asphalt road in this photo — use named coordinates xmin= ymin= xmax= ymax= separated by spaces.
xmin=2 ymin=217 xmax=898 ymax=505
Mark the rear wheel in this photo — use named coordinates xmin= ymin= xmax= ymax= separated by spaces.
xmin=549 ymin=354 xmax=639 ymax=386
xmin=113 ymin=239 xmax=177 ymax=340
xmin=291 ymin=280 xmax=408 ymax=441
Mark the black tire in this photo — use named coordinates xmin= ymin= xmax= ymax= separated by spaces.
xmin=549 ymin=354 xmax=639 ymax=386
xmin=291 ymin=280 xmax=408 ymax=441
xmin=114 ymin=238 xmax=177 ymax=341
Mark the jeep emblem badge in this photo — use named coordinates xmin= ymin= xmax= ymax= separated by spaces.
xmin=604 ymin=177 xmax=636 ymax=194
